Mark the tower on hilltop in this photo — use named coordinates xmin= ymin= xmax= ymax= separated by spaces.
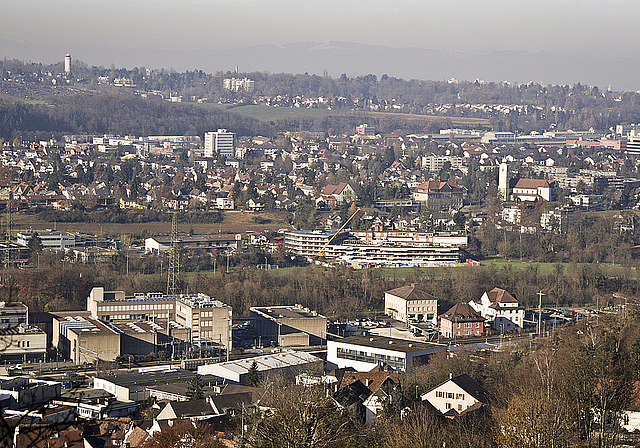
xmin=64 ymin=54 xmax=71 ymax=75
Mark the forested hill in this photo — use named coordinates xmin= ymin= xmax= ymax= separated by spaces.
xmin=0 ymin=94 xmax=275 ymax=140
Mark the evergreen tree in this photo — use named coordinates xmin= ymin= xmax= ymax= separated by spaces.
xmin=186 ymin=375 xmax=204 ymax=400
xmin=246 ymin=361 xmax=260 ymax=387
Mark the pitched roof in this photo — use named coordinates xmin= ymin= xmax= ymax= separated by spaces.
xmin=514 ymin=178 xmax=553 ymax=189
xmin=386 ymin=285 xmax=437 ymax=301
xmin=441 ymin=303 xmax=485 ymax=322
xmin=486 ymin=287 xmax=519 ymax=304
xmin=166 ymin=399 xmax=217 ymax=418
xmin=450 ymin=374 xmax=490 ymax=404
xmin=339 ymin=371 xmax=400 ymax=393
xmin=415 ymin=180 xmax=464 ymax=192
xmin=322 ymin=182 xmax=349 ymax=195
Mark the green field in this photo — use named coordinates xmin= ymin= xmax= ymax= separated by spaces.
xmin=194 ymin=103 xmax=492 ymax=127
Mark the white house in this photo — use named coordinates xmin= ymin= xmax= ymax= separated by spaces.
xmin=421 ymin=374 xmax=489 ymax=417
xmin=469 ymin=287 xmax=524 ymax=332
xmin=384 ymin=284 xmax=438 ymax=324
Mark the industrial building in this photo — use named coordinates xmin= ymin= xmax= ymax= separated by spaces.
xmin=249 ymin=304 xmax=327 ymax=346
xmin=197 ymin=352 xmax=321 ymax=384
xmin=87 ymin=287 xmax=232 ymax=351
xmin=144 ymin=234 xmax=242 ymax=255
xmin=327 ymin=335 xmax=445 ymax=372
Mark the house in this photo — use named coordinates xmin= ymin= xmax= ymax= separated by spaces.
xmin=321 ymin=183 xmax=356 ymax=206
xmin=156 ymin=397 xmax=221 ymax=423
xmin=384 ymin=284 xmax=438 ymax=324
xmin=412 ymin=181 xmax=465 ymax=210
xmin=421 ymin=374 xmax=489 ymax=417
xmin=469 ymin=287 xmax=525 ymax=332
xmin=439 ymin=303 xmax=485 ymax=339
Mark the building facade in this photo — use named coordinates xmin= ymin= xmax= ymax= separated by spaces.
xmin=204 ymin=129 xmax=236 ymax=158
xmin=384 ymin=285 xmax=438 ymax=324
xmin=440 ymin=303 xmax=485 ymax=339
xmin=327 ymin=335 xmax=445 ymax=372
xmin=469 ymin=287 xmax=524 ymax=332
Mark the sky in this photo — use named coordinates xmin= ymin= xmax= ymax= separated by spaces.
xmin=2 ymin=0 xmax=639 ymax=88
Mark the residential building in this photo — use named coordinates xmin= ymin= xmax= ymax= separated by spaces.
xmin=421 ymin=374 xmax=489 ymax=416
xmin=570 ymin=194 xmax=604 ymax=210
xmin=384 ymin=284 xmax=438 ymax=324
xmin=197 ymin=352 xmax=321 ymax=384
xmin=355 ymin=124 xmax=376 ymax=135
xmin=469 ymin=287 xmax=524 ymax=332
xmin=223 ymin=78 xmax=255 ymax=92
xmin=249 ymin=304 xmax=327 ymax=346
xmin=204 ymin=129 xmax=236 ymax=158
xmin=321 ymin=183 xmax=357 ymax=206
xmin=540 ymin=208 xmax=572 ymax=234
xmin=412 ymin=181 xmax=465 ymax=210
xmin=422 ymin=155 xmax=464 ymax=172
xmin=327 ymin=335 xmax=445 ymax=372
xmin=440 ymin=303 xmax=485 ymax=339
xmin=284 ymin=230 xmax=350 ymax=258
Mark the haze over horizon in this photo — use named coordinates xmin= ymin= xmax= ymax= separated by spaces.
xmin=3 ymin=0 xmax=640 ymax=89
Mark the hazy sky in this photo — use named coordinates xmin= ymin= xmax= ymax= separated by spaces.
xmin=2 ymin=1 xmax=640 ymax=87
xmin=2 ymin=0 xmax=635 ymax=54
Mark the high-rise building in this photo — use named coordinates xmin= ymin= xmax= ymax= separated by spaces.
xmin=204 ymin=129 xmax=236 ymax=158
xmin=64 ymin=54 xmax=71 ymax=75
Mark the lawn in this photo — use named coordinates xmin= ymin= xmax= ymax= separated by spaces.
xmin=193 ymin=103 xmax=492 ymax=127
xmin=11 ymin=211 xmax=293 ymax=241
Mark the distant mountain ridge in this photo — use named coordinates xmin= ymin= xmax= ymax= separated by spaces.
xmin=1 ymin=38 xmax=638 ymax=90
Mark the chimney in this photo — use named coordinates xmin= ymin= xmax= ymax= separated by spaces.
xmin=449 ymin=372 xmax=452 ymax=380
xmin=410 ymin=283 xmax=418 ymax=289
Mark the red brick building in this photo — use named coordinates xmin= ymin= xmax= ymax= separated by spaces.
xmin=440 ymin=303 xmax=485 ymax=338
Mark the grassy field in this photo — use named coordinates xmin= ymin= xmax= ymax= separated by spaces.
xmin=194 ymin=103 xmax=492 ymax=127
xmin=11 ymin=211 xmax=293 ymax=240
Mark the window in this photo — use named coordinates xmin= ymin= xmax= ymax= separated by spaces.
xmin=446 ymin=392 xmax=454 ymax=399
xmin=456 ymin=393 xmax=464 ymax=400
xmin=446 ymin=403 xmax=452 ymax=409
xmin=458 ymin=404 xmax=463 ymax=411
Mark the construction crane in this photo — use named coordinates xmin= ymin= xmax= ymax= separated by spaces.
xmin=317 ymin=207 xmax=361 ymax=257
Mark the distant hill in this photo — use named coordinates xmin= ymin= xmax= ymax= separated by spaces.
xmin=2 ymin=39 xmax=639 ymax=90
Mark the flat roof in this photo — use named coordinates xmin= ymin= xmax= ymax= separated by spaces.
xmin=202 ymin=352 xmax=320 ymax=375
xmin=332 ymin=335 xmax=444 ymax=353
xmin=95 ymin=369 xmax=196 ymax=388
xmin=251 ymin=305 xmax=325 ymax=320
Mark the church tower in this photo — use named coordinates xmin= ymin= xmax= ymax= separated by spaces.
xmin=498 ymin=162 xmax=510 ymax=201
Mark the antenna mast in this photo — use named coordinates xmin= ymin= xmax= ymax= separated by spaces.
xmin=167 ymin=212 xmax=181 ymax=295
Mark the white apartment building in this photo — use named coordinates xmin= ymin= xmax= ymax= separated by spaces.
xmin=223 ymin=78 xmax=255 ymax=92
xmin=469 ymin=287 xmax=524 ymax=332
xmin=204 ymin=129 xmax=236 ymax=158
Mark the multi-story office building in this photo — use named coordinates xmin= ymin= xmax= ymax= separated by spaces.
xmin=86 ymin=287 xmax=232 ymax=351
xmin=327 ymin=335 xmax=444 ymax=372
xmin=204 ymin=129 xmax=236 ymax=158
xmin=384 ymin=285 xmax=438 ymax=324
xmin=284 ymin=230 xmax=350 ymax=258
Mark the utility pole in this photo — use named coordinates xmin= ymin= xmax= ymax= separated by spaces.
xmin=537 ymin=290 xmax=545 ymax=336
